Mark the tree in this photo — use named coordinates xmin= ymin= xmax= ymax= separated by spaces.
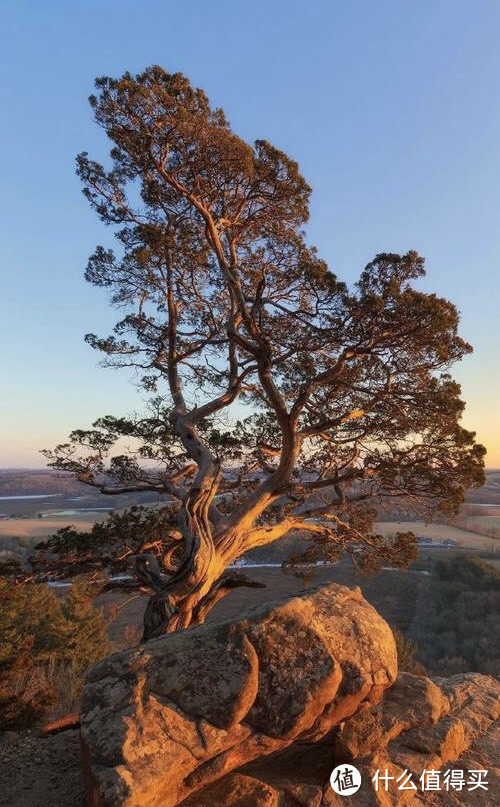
xmin=42 ymin=66 xmax=485 ymax=640
xmin=0 ymin=579 xmax=110 ymax=727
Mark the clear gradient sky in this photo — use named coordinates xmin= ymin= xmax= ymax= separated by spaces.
xmin=1 ymin=0 xmax=499 ymax=468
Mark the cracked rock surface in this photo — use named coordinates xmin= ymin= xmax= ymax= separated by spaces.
xmin=184 ymin=672 xmax=500 ymax=807
xmin=80 ymin=582 xmax=397 ymax=807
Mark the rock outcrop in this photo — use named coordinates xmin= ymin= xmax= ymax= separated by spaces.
xmin=324 ymin=670 xmax=500 ymax=807
xmin=80 ymin=583 xmax=397 ymax=807
xmin=183 ymin=671 xmax=499 ymax=807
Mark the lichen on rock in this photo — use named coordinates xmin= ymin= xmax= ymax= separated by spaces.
xmin=80 ymin=582 xmax=397 ymax=807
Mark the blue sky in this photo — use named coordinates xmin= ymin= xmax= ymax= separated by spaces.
xmin=1 ymin=0 xmax=499 ymax=466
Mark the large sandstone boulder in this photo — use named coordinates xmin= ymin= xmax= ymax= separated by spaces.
xmin=188 ymin=671 xmax=498 ymax=807
xmin=80 ymin=583 xmax=397 ymax=807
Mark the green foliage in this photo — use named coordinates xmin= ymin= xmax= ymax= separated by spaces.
xmin=0 ymin=579 xmax=111 ymax=728
xmin=409 ymin=555 xmax=500 ymax=676
xmin=30 ymin=505 xmax=178 ymax=579
xmin=43 ymin=66 xmax=485 ymax=519
xmin=61 ymin=581 xmax=112 ymax=665
xmin=36 ymin=66 xmax=485 ymax=613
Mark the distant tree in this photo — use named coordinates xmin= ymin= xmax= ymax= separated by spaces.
xmin=41 ymin=66 xmax=485 ymax=640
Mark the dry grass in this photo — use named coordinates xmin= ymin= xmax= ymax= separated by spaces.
xmin=7 ymin=657 xmax=86 ymax=723
xmin=463 ymin=514 xmax=500 ymax=531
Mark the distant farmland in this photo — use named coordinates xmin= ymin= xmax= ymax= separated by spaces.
xmin=462 ymin=514 xmax=500 ymax=532
xmin=376 ymin=520 xmax=499 ymax=550
xmin=1 ymin=511 xmax=498 ymax=553
xmin=0 ymin=512 xmax=108 ymax=542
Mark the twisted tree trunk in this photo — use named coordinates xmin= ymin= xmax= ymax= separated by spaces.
xmin=138 ymin=471 xmax=250 ymax=640
xmin=140 ymin=550 xmax=260 ymax=641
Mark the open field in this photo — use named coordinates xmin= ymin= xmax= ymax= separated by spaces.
xmin=461 ymin=514 xmax=500 ymax=531
xmin=376 ymin=520 xmax=499 ymax=550
xmin=0 ymin=513 xmax=107 ymax=541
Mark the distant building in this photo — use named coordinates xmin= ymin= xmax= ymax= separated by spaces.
xmin=417 ymin=536 xmax=433 ymax=544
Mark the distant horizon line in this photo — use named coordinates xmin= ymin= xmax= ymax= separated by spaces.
xmin=1 ymin=465 xmax=500 ymax=473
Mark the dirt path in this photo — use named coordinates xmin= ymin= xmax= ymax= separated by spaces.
xmin=0 ymin=729 xmax=84 ymax=807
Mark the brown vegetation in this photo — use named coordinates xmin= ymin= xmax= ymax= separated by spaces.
xmin=0 ymin=579 xmax=110 ymax=728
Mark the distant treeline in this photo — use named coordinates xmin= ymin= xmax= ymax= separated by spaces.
xmin=409 ymin=555 xmax=500 ymax=676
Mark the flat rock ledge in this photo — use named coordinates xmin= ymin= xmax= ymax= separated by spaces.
xmin=80 ymin=582 xmax=397 ymax=807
